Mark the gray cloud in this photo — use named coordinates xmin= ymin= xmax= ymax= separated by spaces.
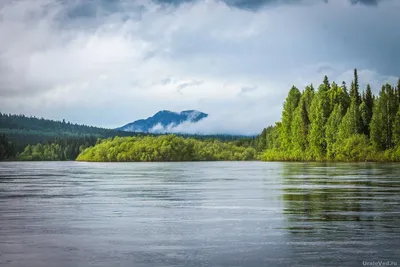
xmin=88 ymin=0 xmax=389 ymax=12
xmin=238 ymin=86 xmax=257 ymax=97
xmin=348 ymin=0 xmax=381 ymax=5
xmin=0 ymin=0 xmax=399 ymax=134
xmin=177 ymin=80 xmax=204 ymax=94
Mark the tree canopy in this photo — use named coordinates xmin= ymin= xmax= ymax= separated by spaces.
xmin=76 ymin=135 xmax=258 ymax=162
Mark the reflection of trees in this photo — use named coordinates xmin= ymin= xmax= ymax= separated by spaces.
xmin=281 ymin=163 xmax=400 ymax=234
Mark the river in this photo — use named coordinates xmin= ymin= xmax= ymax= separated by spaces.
xmin=0 ymin=161 xmax=399 ymax=267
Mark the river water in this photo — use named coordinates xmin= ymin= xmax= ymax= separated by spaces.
xmin=0 ymin=162 xmax=399 ymax=267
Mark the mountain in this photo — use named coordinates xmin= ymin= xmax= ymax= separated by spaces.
xmin=118 ymin=110 xmax=208 ymax=133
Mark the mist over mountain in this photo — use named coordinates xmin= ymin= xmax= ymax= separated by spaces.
xmin=117 ymin=110 xmax=208 ymax=133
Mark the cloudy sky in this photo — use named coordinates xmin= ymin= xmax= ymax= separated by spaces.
xmin=1 ymin=0 xmax=399 ymax=135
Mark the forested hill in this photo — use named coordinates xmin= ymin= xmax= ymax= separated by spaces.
xmin=0 ymin=113 xmax=130 ymax=136
xmin=262 ymin=69 xmax=400 ymax=162
xmin=0 ymin=113 xmax=137 ymax=150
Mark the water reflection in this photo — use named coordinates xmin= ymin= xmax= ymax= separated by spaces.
xmin=282 ymin=162 xmax=400 ymax=231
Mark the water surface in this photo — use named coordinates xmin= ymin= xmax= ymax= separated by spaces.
xmin=0 ymin=162 xmax=399 ymax=267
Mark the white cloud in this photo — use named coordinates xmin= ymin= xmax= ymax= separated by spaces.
xmin=0 ymin=0 xmax=399 ymax=134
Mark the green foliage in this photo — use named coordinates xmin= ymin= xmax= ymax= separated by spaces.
xmin=340 ymin=81 xmax=351 ymax=112
xmin=279 ymin=86 xmax=301 ymax=150
xmin=335 ymin=134 xmax=372 ymax=162
xmin=266 ymin=124 xmax=280 ymax=150
xmin=325 ymin=104 xmax=343 ymax=159
xmin=17 ymin=136 xmax=96 ymax=161
xmin=291 ymin=87 xmax=314 ymax=154
xmin=360 ymin=84 xmax=374 ymax=136
xmin=338 ymin=98 xmax=362 ymax=140
xmin=396 ymin=78 xmax=400 ymax=104
xmin=393 ymin=107 xmax=400 ymax=147
xmin=261 ymin=70 xmax=400 ymax=162
xmin=370 ymin=84 xmax=398 ymax=150
xmin=76 ymin=135 xmax=258 ymax=162
xmin=308 ymin=83 xmax=331 ymax=159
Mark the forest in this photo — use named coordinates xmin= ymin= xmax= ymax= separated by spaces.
xmin=76 ymin=135 xmax=258 ymax=162
xmin=261 ymin=69 xmax=400 ymax=162
xmin=0 ymin=113 xmax=263 ymax=161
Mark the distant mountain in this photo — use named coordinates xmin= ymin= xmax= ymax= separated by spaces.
xmin=118 ymin=110 xmax=208 ymax=133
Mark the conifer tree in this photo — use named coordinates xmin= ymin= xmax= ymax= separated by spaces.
xmin=349 ymin=69 xmax=361 ymax=106
xmin=354 ymin=68 xmax=359 ymax=94
xmin=323 ymin=75 xmax=330 ymax=90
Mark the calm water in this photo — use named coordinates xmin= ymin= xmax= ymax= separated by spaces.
xmin=0 ymin=162 xmax=399 ymax=267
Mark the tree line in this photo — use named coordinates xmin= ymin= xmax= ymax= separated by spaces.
xmin=76 ymin=135 xmax=258 ymax=162
xmin=261 ymin=69 xmax=400 ymax=162
xmin=17 ymin=136 xmax=98 ymax=161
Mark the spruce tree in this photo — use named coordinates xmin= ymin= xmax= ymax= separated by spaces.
xmin=323 ymin=75 xmax=330 ymax=90
xmin=349 ymin=69 xmax=361 ymax=106
xmin=354 ymin=68 xmax=359 ymax=94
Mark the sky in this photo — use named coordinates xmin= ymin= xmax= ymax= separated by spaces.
xmin=0 ymin=0 xmax=399 ymax=135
